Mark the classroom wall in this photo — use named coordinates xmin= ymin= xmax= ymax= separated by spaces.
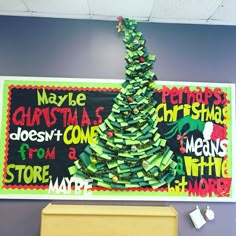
xmin=0 ymin=16 xmax=236 ymax=236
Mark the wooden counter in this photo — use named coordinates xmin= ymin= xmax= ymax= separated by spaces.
xmin=40 ymin=204 xmax=178 ymax=236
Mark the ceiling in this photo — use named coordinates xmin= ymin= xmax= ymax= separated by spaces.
xmin=0 ymin=0 xmax=236 ymax=25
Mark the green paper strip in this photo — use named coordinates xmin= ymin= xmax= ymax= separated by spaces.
xmin=91 ymin=144 xmax=104 ymax=154
xmin=137 ymin=171 xmax=144 ymax=178
xmin=107 ymin=161 xmax=118 ymax=169
xmin=160 ymin=138 xmax=167 ymax=147
xmin=96 ymin=181 xmax=111 ymax=188
xmin=117 ymin=167 xmax=130 ymax=173
xmin=161 ymin=150 xmax=173 ymax=165
xmin=80 ymin=152 xmax=91 ymax=166
xmin=74 ymin=160 xmax=81 ymax=169
xmin=100 ymin=153 xmax=112 ymax=160
xmin=68 ymin=165 xmax=78 ymax=175
xmin=87 ymin=164 xmax=97 ymax=173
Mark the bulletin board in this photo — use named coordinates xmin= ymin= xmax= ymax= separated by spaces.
xmin=0 ymin=76 xmax=235 ymax=202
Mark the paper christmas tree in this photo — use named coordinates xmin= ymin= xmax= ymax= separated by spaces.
xmin=69 ymin=17 xmax=177 ymax=189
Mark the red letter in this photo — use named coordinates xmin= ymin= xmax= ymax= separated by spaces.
xmin=93 ymin=106 xmax=104 ymax=125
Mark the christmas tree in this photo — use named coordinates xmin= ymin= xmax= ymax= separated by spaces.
xmin=69 ymin=17 xmax=177 ymax=189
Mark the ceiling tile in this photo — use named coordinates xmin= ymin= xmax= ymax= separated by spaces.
xmin=30 ymin=12 xmax=90 ymax=19
xmin=0 ymin=11 xmax=31 ymax=17
xmin=150 ymin=0 xmax=223 ymax=20
xmin=150 ymin=18 xmax=207 ymax=25
xmin=88 ymin=0 xmax=154 ymax=19
xmin=0 ymin=0 xmax=235 ymax=26
xmin=0 ymin=0 xmax=28 ymax=11
xmin=210 ymin=0 xmax=236 ymax=21
xmin=24 ymin=0 xmax=89 ymax=14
